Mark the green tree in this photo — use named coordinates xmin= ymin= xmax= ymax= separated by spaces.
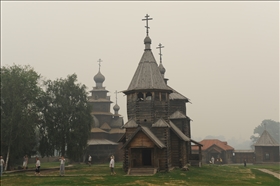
xmin=250 ymin=119 xmax=280 ymax=144
xmin=39 ymin=74 xmax=92 ymax=161
xmin=1 ymin=65 xmax=42 ymax=170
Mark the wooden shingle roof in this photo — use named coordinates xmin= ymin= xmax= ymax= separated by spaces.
xmin=169 ymin=111 xmax=187 ymax=119
xmin=100 ymin=122 xmax=111 ymax=130
xmin=152 ymin=118 xmax=170 ymax=127
xmin=254 ymin=130 xmax=279 ymax=146
xmin=123 ymin=50 xmax=171 ymax=93
xmin=168 ymin=86 xmax=189 ymax=102
xmin=122 ymin=119 xmax=138 ymax=128
xmin=122 ymin=126 xmax=166 ymax=149
xmin=169 ymin=121 xmax=190 ymax=141
xmin=88 ymin=139 xmax=118 ymax=146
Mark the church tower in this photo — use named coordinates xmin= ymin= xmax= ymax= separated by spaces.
xmin=123 ymin=15 xmax=172 ymax=126
xmin=87 ymin=59 xmax=124 ymax=162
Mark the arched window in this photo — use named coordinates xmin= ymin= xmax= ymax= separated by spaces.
xmin=137 ymin=92 xmax=144 ymax=101
xmin=146 ymin=92 xmax=152 ymax=101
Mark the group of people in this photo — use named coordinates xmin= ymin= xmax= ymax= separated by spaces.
xmin=210 ymin=156 xmax=223 ymax=164
xmin=0 ymin=154 xmax=116 ymax=176
xmin=87 ymin=154 xmax=116 ymax=175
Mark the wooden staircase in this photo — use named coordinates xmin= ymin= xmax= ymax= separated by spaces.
xmin=128 ymin=168 xmax=157 ymax=176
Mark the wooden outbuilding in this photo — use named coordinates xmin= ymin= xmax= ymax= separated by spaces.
xmin=254 ymin=130 xmax=279 ymax=163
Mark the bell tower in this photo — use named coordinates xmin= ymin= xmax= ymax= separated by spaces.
xmin=123 ymin=14 xmax=172 ymax=126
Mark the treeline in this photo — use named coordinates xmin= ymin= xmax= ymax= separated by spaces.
xmin=1 ymin=64 xmax=93 ymax=170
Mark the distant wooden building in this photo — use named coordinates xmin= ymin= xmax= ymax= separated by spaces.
xmin=254 ymin=130 xmax=279 ymax=163
xmin=87 ymin=66 xmax=124 ymax=163
xmin=192 ymin=139 xmax=234 ymax=164
xmin=119 ymin=14 xmax=202 ymax=174
xmin=233 ymin=150 xmax=255 ymax=163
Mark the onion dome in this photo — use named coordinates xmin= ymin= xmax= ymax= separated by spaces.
xmin=113 ymin=103 xmax=120 ymax=112
xmin=144 ymin=36 xmax=151 ymax=51
xmin=93 ymin=71 xmax=105 ymax=83
xmin=158 ymin=63 xmax=166 ymax=75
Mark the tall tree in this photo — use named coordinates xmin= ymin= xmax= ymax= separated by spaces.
xmin=39 ymin=74 xmax=92 ymax=161
xmin=1 ymin=65 xmax=42 ymax=170
xmin=250 ymin=119 xmax=280 ymax=144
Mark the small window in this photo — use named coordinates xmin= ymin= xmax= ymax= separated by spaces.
xmin=155 ymin=92 xmax=160 ymax=101
xmin=265 ymin=153 xmax=270 ymax=160
xmin=137 ymin=92 xmax=144 ymax=101
xmin=161 ymin=93 xmax=166 ymax=101
xmin=146 ymin=92 xmax=152 ymax=101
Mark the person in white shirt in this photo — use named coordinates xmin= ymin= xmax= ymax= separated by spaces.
xmin=88 ymin=155 xmax=92 ymax=166
xmin=0 ymin=156 xmax=4 ymax=176
xmin=35 ymin=157 xmax=41 ymax=176
xmin=59 ymin=156 xmax=65 ymax=176
xmin=109 ymin=155 xmax=116 ymax=175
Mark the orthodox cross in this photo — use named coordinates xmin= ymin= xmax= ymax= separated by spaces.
xmin=114 ymin=90 xmax=118 ymax=104
xmin=97 ymin=58 xmax=102 ymax=71
xmin=156 ymin=43 xmax=164 ymax=64
xmin=142 ymin=14 xmax=153 ymax=36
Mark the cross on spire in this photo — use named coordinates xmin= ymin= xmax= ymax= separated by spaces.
xmin=156 ymin=43 xmax=164 ymax=64
xmin=142 ymin=14 xmax=153 ymax=36
xmin=114 ymin=90 xmax=118 ymax=104
xmin=97 ymin=59 xmax=102 ymax=71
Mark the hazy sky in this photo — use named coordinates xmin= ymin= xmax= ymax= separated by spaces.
xmin=1 ymin=2 xmax=279 ymax=142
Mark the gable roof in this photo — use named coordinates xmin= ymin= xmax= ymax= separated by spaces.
xmin=152 ymin=118 xmax=170 ymax=127
xmin=90 ymin=128 xmax=108 ymax=133
xmin=122 ymin=118 xmax=138 ymax=128
xmin=254 ymin=130 xmax=280 ymax=146
xmin=169 ymin=121 xmax=190 ymax=141
xmin=100 ymin=122 xmax=111 ymax=130
xmin=169 ymin=110 xmax=187 ymax=119
xmin=123 ymin=50 xmax=172 ymax=93
xmin=192 ymin=139 xmax=234 ymax=151
xmin=109 ymin=128 xmax=125 ymax=134
xmin=168 ymin=86 xmax=189 ymax=102
xmin=88 ymin=139 xmax=118 ymax=146
xmin=122 ymin=126 xmax=166 ymax=149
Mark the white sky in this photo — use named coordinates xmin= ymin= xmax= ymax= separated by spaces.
xmin=1 ymin=1 xmax=279 ymax=141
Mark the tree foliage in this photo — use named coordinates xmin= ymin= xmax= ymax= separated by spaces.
xmin=1 ymin=65 xmax=42 ymax=169
xmin=39 ymin=74 xmax=92 ymax=161
xmin=250 ymin=119 xmax=280 ymax=144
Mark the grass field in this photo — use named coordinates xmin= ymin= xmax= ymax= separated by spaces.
xmin=0 ymin=163 xmax=279 ymax=186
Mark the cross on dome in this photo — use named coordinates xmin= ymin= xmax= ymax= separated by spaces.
xmin=142 ymin=14 xmax=153 ymax=36
xmin=156 ymin=43 xmax=164 ymax=64
xmin=97 ymin=59 xmax=103 ymax=71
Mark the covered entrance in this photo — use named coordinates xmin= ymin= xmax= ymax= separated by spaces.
xmin=142 ymin=149 xmax=152 ymax=165
xmin=131 ymin=148 xmax=153 ymax=167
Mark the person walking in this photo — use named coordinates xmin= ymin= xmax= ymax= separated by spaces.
xmin=211 ymin=156 xmax=215 ymax=164
xmin=244 ymin=159 xmax=247 ymax=167
xmin=88 ymin=155 xmax=92 ymax=166
xmin=59 ymin=156 xmax=65 ymax=176
xmin=23 ymin=155 xmax=28 ymax=169
xmin=0 ymin=156 xmax=4 ymax=176
xmin=35 ymin=157 xmax=41 ymax=176
xmin=109 ymin=155 xmax=116 ymax=175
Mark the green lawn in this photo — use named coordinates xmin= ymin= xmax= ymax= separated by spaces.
xmin=0 ymin=163 xmax=279 ymax=186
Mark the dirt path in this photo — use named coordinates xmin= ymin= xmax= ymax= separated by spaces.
xmin=258 ymin=169 xmax=280 ymax=179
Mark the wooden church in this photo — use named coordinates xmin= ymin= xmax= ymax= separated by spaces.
xmin=119 ymin=14 xmax=202 ymax=174
xmin=87 ymin=60 xmax=125 ymax=163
